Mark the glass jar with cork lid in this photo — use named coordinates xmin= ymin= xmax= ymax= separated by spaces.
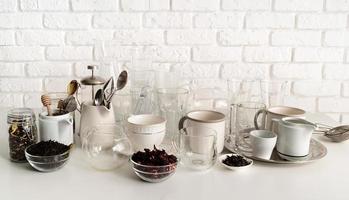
xmin=7 ymin=108 xmax=38 ymax=162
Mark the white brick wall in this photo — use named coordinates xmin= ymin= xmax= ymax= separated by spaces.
xmin=144 ymin=13 xmax=192 ymax=28
xmin=21 ymin=0 xmax=69 ymax=11
xmin=0 ymin=0 xmax=17 ymax=12
xmin=274 ymin=0 xmax=323 ymax=11
xmin=0 ymin=0 xmax=348 ymax=123
xmin=246 ymin=13 xmax=295 ymax=29
xmin=166 ymin=30 xmax=215 ymax=45
xmin=222 ymin=0 xmax=271 ymax=11
xmin=72 ymin=0 xmax=118 ymax=11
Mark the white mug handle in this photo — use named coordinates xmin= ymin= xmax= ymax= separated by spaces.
xmin=62 ymin=118 xmax=73 ymax=125
xmin=254 ymin=109 xmax=267 ymax=130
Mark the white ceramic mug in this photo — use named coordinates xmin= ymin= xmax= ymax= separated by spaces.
xmin=39 ymin=111 xmax=74 ymax=145
xmin=79 ymin=101 xmax=116 ymax=141
xmin=178 ymin=110 xmax=225 ymax=153
xmin=249 ymin=130 xmax=277 ymax=160
xmin=254 ymin=106 xmax=305 ymax=133
xmin=126 ymin=114 xmax=166 ymax=151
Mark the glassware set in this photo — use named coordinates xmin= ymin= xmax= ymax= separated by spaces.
xmin=5 ymin=39 xmax=331 ymax=182
xmin=78 ymin=41 xmax=296 ymax=172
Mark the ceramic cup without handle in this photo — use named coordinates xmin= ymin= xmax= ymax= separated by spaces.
xmin=178 ymin=110 xmax=225 ymax=153
xmin=249 ymin=130 xmax=277 ymax=160
xmin=273 ymin=117 xmax=316 ymax=159
xmin=39 ymin=111 xmax=74 ymax=145
xmin=79 ymin=101 xmax=116 ymax=141
xmin=254 ymin=106 xmax=305 ymax=133
xmin=126 ymin=114 xmax=166 ymax=151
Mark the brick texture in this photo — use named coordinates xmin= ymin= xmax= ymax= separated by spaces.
xmin=0 ymin=0 xmax=347 ymax=121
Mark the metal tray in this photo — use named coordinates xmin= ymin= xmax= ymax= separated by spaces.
xmin=225 ymin=139 xmax=327 ymax=164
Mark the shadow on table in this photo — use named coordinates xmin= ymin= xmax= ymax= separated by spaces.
xmin=114 ymin=164 xmax=140 ymax=181
xmin=0 ymin=138 xmax=8 ymax=160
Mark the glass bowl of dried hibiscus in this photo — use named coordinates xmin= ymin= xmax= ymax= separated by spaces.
xmin=130 ymin=146 xmax=178 ymax=183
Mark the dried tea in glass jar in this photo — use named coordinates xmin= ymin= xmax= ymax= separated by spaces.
xmin=7 ymin=108 xmax=38 ymax=162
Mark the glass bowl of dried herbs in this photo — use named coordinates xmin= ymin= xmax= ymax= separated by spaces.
xmin=25 ymin=140 xmax=71 ymax=172
xmin=130 ymin=146 xmax=178 ymax=183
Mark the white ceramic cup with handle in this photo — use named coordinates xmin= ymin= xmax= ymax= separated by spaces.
xmin=254 ymin=106 xmax=306 ymax=133
xmin=39 ymin=111 xmax=74 ymax=145
xmin=178 ymin=110 xmax=225 ymax=153
xmin=249 ymin=130 xmax=277 ymax=160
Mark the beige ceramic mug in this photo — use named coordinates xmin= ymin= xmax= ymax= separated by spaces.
xmin=178 ymin=110 xmax=225 ymax=153
xmin=254 ymin=106 xmax=305 ymax=133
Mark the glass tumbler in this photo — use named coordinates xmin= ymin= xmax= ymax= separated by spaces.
xmin=227 ymin=80 xmax=263 ymax=150
xmin=129 ymin=70 xmax=156 ymax=115
xmin=82 ymin=124 xmax=132 ymax=171
xmin=173 ymin=126 xmax=217 ymax=171
xmin=112 ymin=92 xmax=132 ymax=124
xmin=260 ymin=80 xmax=290 ymax=107
xmin=234 ymin=102 xmax=266 ymax=153
xmin=157 ymin=88 xmax=189 ymax=144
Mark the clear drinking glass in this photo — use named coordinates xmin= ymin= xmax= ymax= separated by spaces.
xmin=130 ymin=86 xmax=156 ymax=115
xmin=129 ymin=70 xmax=156 ymax=115
xmin=189 ymin=79 xmax=229 ymax=112
xmin=157 ymin=88 xmax=189 ymax=144
xmin=227 ymin=80 xmax=290 ymax=151
xmin=238 ymin=80 xmax=263 ymax=103
xmin=112 ymin=92 xmax=132 ymax=124
xmin=82 ymin=124 xmax=132 ymax=171
xmin=226 ymin=80 xmax=263 ymax=149
xmin=234 ymin=102 xmax=266 ymax=153
xmin=174 ymin=126 xmax=217 ymax=171
xmin=260 ymin=80 xmax=290 ymax=107
xmin=226 ymin=79 xmax=242 ymax=148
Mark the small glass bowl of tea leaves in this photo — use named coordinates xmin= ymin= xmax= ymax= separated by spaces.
xmin=219 ymin=154 xmax=253 ymax=170
xmin=25 ymin=140 xmax=71 ymax=172
xmin=130 ymin=146 xmax=178 ymax=183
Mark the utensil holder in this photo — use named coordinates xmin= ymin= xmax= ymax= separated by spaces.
xmin=79 ymin=101 xmax=116 ymax=141
xmin=39 ymin=111 xmax=74 ymax=145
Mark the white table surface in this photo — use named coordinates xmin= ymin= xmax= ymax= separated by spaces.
xmin=0 ymin=113 xmax=348 ymax=200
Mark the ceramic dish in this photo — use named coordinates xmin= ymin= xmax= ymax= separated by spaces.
xmin=127 ymin=114 xmax=166 ymax=134
xmin=226 ymin=138 xmax=327 ymax=164
xmin=219 ymin=153 xmax=253 ymax=170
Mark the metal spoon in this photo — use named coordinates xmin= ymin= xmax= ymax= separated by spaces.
xmin=105 ymin=70 xmax=128 ymax=107
xmin=94 ymin=89 xmax=105 ymax=106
